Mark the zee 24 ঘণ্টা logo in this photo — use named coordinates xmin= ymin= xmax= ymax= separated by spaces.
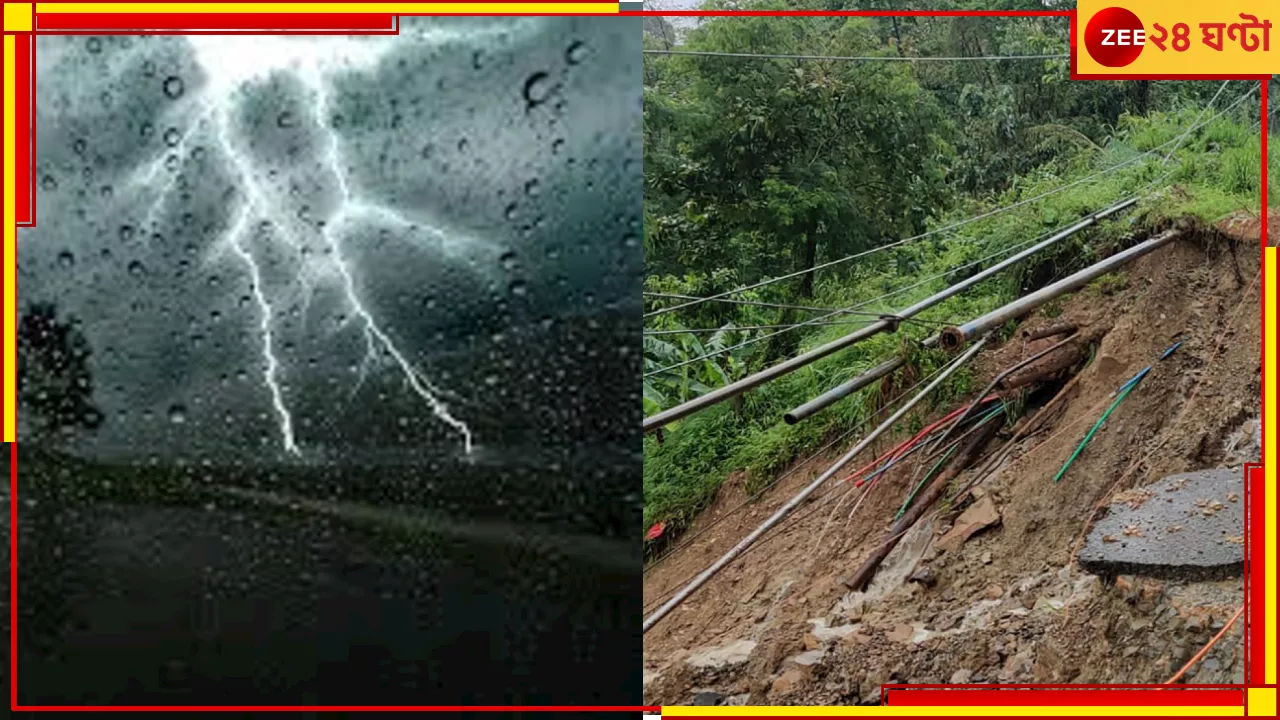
xmin=1084 ymin=6 xmax=1272 ymax=68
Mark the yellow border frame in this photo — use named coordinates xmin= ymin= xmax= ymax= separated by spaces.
xmin=34 ymin=3 xmax=616 ymax=14
xmin=1267 ymin=247 xmax=1278 ymax=693
xmin=4 ymin=30 xmax=15 ymax=439
xmin=662 ymin=706 xmax=1249 ymax=717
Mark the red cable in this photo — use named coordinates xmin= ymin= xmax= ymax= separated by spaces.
xmin=1163 ymin=605 xmax=1243 ymax=684
xmin=843 ymin=394 xmax=1001 ymax=486
xmin=847 ymin=405 xmax=967 ymax=482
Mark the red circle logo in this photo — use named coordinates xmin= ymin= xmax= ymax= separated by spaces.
xmin=1084 ymin=7 xmax=1145 ymax=67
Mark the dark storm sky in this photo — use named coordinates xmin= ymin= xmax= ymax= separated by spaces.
xmin=20 ymin=17 xmax=642 ymax=463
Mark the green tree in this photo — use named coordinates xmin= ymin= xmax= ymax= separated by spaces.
xmin=645 ymin=11 xmax=954 ymax=298
xmin=17 ymin=302 xmax=104 ymax=442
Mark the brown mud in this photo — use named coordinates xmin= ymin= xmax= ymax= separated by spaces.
xmin=644 ymin=216 xmax=1261 ymax=706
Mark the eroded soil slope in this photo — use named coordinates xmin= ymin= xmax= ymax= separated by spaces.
xmin=644 ymin=220 xmax=1260 ymax=706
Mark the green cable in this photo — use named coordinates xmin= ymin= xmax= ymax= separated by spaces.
xmin=895 ymin=404 xmax=1004 ymax=519
xmin=1054 ymin=341 xmax=1181 ymax=483
xmin=1053 ymin=380 xmax=1139 ymax=483
xmin=974 ymin=401 xmax=1010 ymax=428
xmin=896 ymin=445 xmax=957 ymax=520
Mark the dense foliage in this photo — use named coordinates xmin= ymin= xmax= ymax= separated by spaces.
xmin=642 ymin=7 xmax=1262 ymax=542
xmin=17 ymin=302 xmax=104 ymax=441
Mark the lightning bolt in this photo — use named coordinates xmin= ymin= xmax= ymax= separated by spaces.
xmin=307 ymin=67 xmax=474 ymax=454
xmin=124 ymin=23 xmax=538 ymax=457
xmin=223 ymin=201 xmax=300 ymax=455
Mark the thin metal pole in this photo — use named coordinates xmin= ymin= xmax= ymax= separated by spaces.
xmin=939 ymin=226 xmax=1182 ymax=351
xmin=642 ymin=334 xmax=991 ymax=633
xmin=643 ymin=197 xmax=1137 ymax=433
xmin=783 ymin=356 xmax=905 ymax=425
xmin=644 ymin=320 xmax=892 ymax=430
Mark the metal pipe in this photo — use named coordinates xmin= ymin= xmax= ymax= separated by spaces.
xmin=644 ymin=320 xmax=891 ymax=433
xmin=784 ymin=326 xmax=983 ymax=425
xmin=643 ymin=197 xmax=1138 ymax=433
xmin=641 ymin=334 xmax=991 ymax=633
xmin=939 ymin=226 xmax=1183 ymax=353
xmin=783 ymin=357 xmax=905 ymax=425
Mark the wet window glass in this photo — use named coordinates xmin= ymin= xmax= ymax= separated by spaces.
xmin=9 ymin=17 xmax=642 ymax=705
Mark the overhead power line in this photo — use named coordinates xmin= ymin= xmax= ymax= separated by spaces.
xmin=645 ymin=248 xmax=1013 ymax=378
xmin=644 ymin=320 xmax=866 ymax=336
xmin=644 ymin=83 xmax=1258 ymax=321
xmin=643 ymin=292 xmax=839 ymax=314
xmin=643 ymin=49 xmax=1069 ymax=62
xmin=642 ymin=195 xmax=1138 ymax=424
xmin=643 ymin=292 xmax=958 ymax=324
xmin=643 ymin=227 xmax=1048 ymax=353
xmin=645 ymin=74 xmax=1253 ymax=411
xmin=1161 ymin=80 xmax=1231 ymax=166
xmin=642 ymin=84 xmax=1257 ymax=414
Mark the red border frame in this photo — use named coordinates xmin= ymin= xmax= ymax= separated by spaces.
xmin=884 ymin=687 xmax=1245 ymax=706
xmin=630 ymin=5 xmax=1268 ymax=712
xmin=621 ymin=10 xmax=1073 ymax=17
xmin=4 ymin=3 xmax=1270 ymax=714
xmin=34 ymin=13 xmax=399 ymax=33
xmin=3 ymin=6 xmax=655 ymax=714
xmin=14 ymin=32 xmax=29 ymax=226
